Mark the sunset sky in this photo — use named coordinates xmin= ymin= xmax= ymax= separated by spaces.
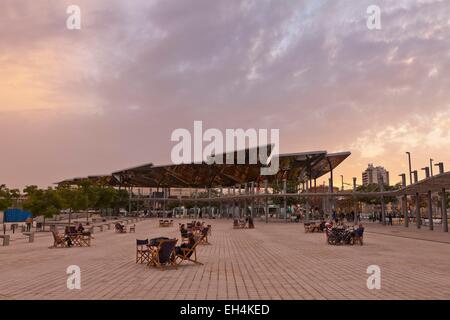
xmin=1 ymin=0 xmax=449 ymax=189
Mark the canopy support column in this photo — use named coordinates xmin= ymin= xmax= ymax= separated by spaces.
xmin=250 ymin=182 xmax=254 ymax=219
xmin=428 ymin=191 xmax=433 ymax=230
xmin=283 ymin=178 xmax=287 ymax=223
xmin=264 ymin=179 xmax=268 ymax=224
xmin=416 ymin=193 xmax=421 ymax=229
xmin=442 ymin=188 xmax=448 ymax=232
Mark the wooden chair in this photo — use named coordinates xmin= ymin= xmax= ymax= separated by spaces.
xmin=136 ymin=239 xmax=150 ymax=263
xmin=50 ymin=230 xmax=68 ymax=248
xmin=79 ymin=232 xmax=92 ymax=247
xmin=148 ymin=239 xmax=178 ymax=270
xmin=197 ymin=227 xmax=210 ymax=245
xmin=129 ymin=224 xmax=136 ymax=233
xmin=176 ymin=236 xmax=203 ymax=265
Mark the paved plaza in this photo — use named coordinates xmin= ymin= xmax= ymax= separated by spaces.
xmin=0 ymin=219 xmax=449 ymax=300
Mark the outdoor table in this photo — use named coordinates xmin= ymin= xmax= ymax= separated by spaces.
xmin=148 ymin=237 xmax=170 ymax=247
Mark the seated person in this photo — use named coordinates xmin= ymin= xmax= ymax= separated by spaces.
xmin=354 ymin=224 xmax=364 ymax=237
xmin=175 ymin=236 xmax=196 ymax=256
xmin=65 ymin=236 xmax=73 ymax=247
xmin=77 ymin=223 xmax=84 ymax=233
xmin=318 ymin=220 xmax=326 ymax=232
xmin=115 ymin=223 xmax=126 ymax=232
xmin=63 ymin=228 xmax=74 ymax=247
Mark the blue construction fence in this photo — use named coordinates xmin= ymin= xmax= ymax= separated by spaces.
xmin=2 ymin=208 xmax=32 ymax=223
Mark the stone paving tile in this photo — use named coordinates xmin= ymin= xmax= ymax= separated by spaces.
xmin=0 ymin=218 xmax=449 ymax=300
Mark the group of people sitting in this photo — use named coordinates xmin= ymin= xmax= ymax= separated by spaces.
xmin=63 ymin=223 xmax=89 ymax=247
xmin=179 ymin=221 xmax=210 ymax=242
xmin=148 ymin=236 xmax=196 ymax=255
xmin=233 ymin=216 xmax=255 ymax=229
xmin=115 ymin=222 xmax=126 ymax=233
xmin=325 ymin=220 xmax=365 ymax=245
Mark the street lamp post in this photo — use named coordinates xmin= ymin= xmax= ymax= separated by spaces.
xmin=399 ymin=174 xmax=408 ymax=227
xmin=421 ymin=167 xmax=430 ymax=179
xmin=406 ymin=152 xmax=413 ymax=185
xmin=430 ymin=159 xmax=434 ymax=176
xmin=435 ymin=162 xmax=444 ymax=175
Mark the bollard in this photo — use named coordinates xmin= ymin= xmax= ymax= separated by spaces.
xmin=1 ymin=235 xmax=10 ymax=246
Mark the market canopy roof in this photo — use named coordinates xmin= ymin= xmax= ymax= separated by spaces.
xmin=56 ymin=146 xmax=350 ymax=188
xmin=392 ymin=171 xmax=450 ymax=195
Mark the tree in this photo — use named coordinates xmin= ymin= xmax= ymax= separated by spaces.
xmin=23 ymin=186 xmax=63 ymax=228
xmin=270 ymin=180 xmax=299 ymax=206
xmin=0 ymin=184 xmax=13 ymax=211
xmin=355 ymin=183 xmax=398 ymax=205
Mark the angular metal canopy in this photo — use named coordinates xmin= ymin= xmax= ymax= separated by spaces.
xmin=56 ymin=146 xmax=351 ymax=188
xmin=109 ymin=149 xmax=350 ymax=188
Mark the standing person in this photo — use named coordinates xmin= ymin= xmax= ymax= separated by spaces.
xmin=388 ymin=213 xmax=393 ymax=225
xmin=26 ymin=216 xmax=33 ymax=232
xmin=332 ymin=210 xmax=337 ymax=223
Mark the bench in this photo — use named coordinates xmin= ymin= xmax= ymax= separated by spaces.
xmin=0 ymin=235 xmax=10 ymax=246
xmin=23 ymin=232 xmax=35 ymax=243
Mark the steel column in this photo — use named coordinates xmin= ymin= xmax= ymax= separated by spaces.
xmin=442 ymin=188 xmax=448 ymax=232
xmin=427 ymin=190 xmax=433 ymax=230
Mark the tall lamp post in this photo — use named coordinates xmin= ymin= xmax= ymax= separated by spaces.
xmin=430 ymin=159 xmax=434 ymax=177
xmin=406 ymin=152 xmax=413 ymax=185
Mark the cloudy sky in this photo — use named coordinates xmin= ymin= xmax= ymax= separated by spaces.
xmin=1 ymin=0 xmax=449 ymax=189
